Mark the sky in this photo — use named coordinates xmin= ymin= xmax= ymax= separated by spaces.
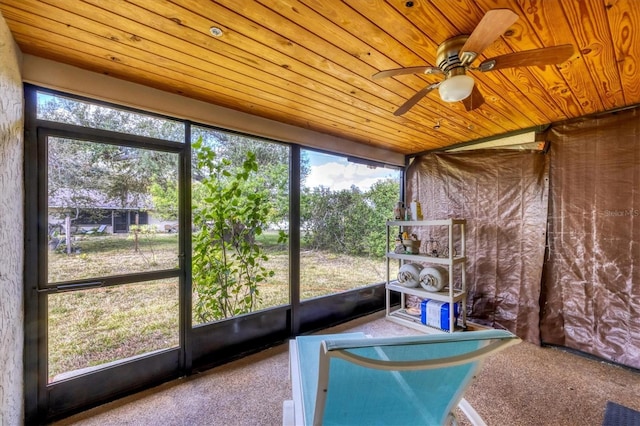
xmin=304 ymin=150 xmax=400 ymax=191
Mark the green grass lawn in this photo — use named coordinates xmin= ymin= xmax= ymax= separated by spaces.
xmin=47 ymin=231 xmax=395 ymax=379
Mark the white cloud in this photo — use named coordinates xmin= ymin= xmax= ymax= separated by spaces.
xmin=305 ymin=161 xmax=396 ymax=191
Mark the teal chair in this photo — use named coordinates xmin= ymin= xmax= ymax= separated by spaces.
xmin=284 ymin=330 xmax=520 ymax=426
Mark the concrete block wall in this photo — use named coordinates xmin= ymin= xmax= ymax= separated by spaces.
xmin=0 ymin=11 xmax=24 ymax=426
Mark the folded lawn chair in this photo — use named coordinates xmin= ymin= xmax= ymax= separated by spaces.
xmin=284 ymin=329 xmax=520 ymax=426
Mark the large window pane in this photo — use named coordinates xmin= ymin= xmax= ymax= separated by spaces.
xmin=300 ymin=150 xmax=401 ymax=299
xmin=191 ymin=127 xmax=290 ymax=325
xmin=37 ymin=92 xmax=185 ymax=142
xmin=48 ymin=279 xmax=179 ymax=383
xmin=47 ymin=137 xmax=179 ymax=282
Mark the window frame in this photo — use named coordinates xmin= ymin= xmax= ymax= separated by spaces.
xmin=23 ymin=84 xmax=404 ymax=422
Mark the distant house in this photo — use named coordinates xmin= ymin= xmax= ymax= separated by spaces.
xmin=48 ymin=188 xmax=154 ymax=234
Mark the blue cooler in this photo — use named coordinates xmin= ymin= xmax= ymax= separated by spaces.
xmin=420 ymin=299 xmax=459 ymax=330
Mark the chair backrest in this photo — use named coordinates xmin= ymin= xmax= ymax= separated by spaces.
xmin=296 ymin=332 xmax=366 ymax=425
xmin=307 ymin=330 xmax=519 ymax=425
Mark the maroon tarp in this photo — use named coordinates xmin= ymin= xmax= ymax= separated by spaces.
xmin=541 ymin=108 xmax=640 ymax=369
xmin=406 ymin=150 xmax=549 ymax=344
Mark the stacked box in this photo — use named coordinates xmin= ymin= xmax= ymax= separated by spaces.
xmin=420 ymin=299 xmax=459 ymax=330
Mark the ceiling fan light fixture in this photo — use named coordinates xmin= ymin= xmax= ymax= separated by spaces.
xmin=438 ymin=74 xmax=475 ymax=102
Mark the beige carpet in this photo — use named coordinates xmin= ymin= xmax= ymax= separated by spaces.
xmin=55 ymin=311 xmax=640 ymax=426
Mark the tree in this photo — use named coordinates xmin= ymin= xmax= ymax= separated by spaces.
xmin=41 ymin=95 xmax=180 ymax=253
xmin=364 ymin=179 xmax=401 ymax=256
xmin=301 ymin=178 xmax=400 ymax=257
xmin=149 ymin=182 xmax=179 ymax=221
xmin=39 ymin=94 xmax=185 ymax=142
xmin=47 ymin=137 xmax=178 ymax=235
xmin=192 ymin=127 xmax=309 ymax=228
xmin=191 ymin=138 xmax=286 ymax=322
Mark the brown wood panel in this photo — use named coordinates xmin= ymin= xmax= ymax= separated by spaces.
xmin=516 ymin=0 xmax=605 ymax=114
xmin=381 ymin=0 xmax=551 ymax=125
xmin=22 ymin=0 xmax=432 ymax=150
xmin=605 ymin=0 xmax=640 ymax=105
xmin=359 ymin=0 xmax=542 ymax=129
xmin=138 ymin=0 xmax=469 ymax=145
xmin=7 ymin=20 xmax=417 ymax=152
xmin=150 ymin=0 xmax=470 ymax=144
xmin=264 ymin=0 xmax=493 ymax=135
xmin=232 ymin=0 xmax=543 ymax=136
xmin=195 ymin=0 xmax=477 ymax=143
xmin=76 ymin=0 xmax=433 ymax=146
xmin=468 ymin=0 xmax=584 ymax=120
xmin=1 ymin=0 xmax=639 ymax=155
xmin=298 ymin=0 xmax=518 ymax=136
xmin=6 ymin=3 xmax=410 ymax=151
xmin=428 ymin=0 xmax=566 ymax=123
xmin=16 ymin=0 xmax=430 ymax=149
xmin=560 ymin=0 xmax=626 ymax=110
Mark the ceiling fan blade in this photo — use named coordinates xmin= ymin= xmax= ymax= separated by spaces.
xmin=478 ymin=44 xmax=574 ymax=71
xmin=372 ymin=66 xmax=442 ymax=80
xmin=461 ymin=85 xmax=485 ymax=111
xmin=459 ymin=9 xmax=519 ymax=65
xmin=394 ymin=83 xmax=440 ymax=116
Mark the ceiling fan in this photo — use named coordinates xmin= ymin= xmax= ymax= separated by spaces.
xmin=372 ymin=9 xmax=574 ymax=116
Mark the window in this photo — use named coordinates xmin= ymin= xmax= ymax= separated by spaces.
xmin=37 ymin=92 xmax=185 ymax=142
xmin=300 ymin=150 xmax=401 ymax=299
xmin=46 ymin=136 xmax=180 ymax=283
xmin=48 ymin=279 xmax=179 ymax=382
xmin=190 ymin=126 xmax=290 ymax=324
xmin=26 ymin=86 xmax=403 ymax=422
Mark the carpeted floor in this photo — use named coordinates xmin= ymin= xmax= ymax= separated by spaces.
xmin=54 ymin=311 xmax=640 ymax=426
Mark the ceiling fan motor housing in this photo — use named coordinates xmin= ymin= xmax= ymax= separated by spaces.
xmin=373 ymin=9 xmax=572 ymax=114
xmin=436 ymin=35 xmax=470 ymax=77
xmin=436 ymin=35 xmax=476 ymax=103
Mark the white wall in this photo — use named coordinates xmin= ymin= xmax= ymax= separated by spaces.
xmin=0 ymin=12 xmax=24 ymax=426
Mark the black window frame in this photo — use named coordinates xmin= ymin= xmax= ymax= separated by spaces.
xmin=23 ymin=83 xmax=404 ymax=422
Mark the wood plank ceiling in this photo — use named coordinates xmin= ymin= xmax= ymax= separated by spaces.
xmin=1 ymin=0 xmax=639 ymax=155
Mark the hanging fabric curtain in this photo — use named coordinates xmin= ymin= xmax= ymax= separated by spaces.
xmin=541 ymin=108 xmax=640 ymax=370
xmin=406 ymin=149 xmax=549 ymax=344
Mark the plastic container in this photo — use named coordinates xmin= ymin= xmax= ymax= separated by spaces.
xmin=402 ymin=239 xmax=420 ymax=254
xmin=420 ymin=299 xmax=459 ymax=330
xmin=393 ymin=201 xmax=405 ymax=220
xmin=409 ymin=200 xmax=423 ymax=220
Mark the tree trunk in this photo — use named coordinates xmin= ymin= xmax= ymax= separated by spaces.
xmin=65 ymin=214 xmax=72 ymax=255
xmin=133 ymin=211 xmax=139 ymax=252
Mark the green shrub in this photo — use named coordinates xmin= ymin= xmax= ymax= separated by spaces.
xmin=191 ymin=138 xmax=285 ymax=322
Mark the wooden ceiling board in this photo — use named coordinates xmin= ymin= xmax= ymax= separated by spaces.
xmin=285 ymin=0 xmax=510 ymax=140
xmin=35 ymin=0 xmax=431 ymax=150
xmin=465 ymin=0 xmax=582 ymax=119
xmin=346 ymin=0 xmax=545 ymax=135
xmin=127 ymin=0 xmax=459 ymax=148
xmin=380 ymin=0 xmax=554 ymax=125
xmin=204 ymin=0 xmax=470 ymax=144
xmin=346 ymin=0 xmax=524 ymax=134
xmin=605 ymin=0 xmax=640 ymax=104
xmin=516 ymin=0 xmax=605 ymax=113
xmin=561 ymin=0 xmax=626 ymax=110
xmin=1 ymin=0 xmax=639 ymax=155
